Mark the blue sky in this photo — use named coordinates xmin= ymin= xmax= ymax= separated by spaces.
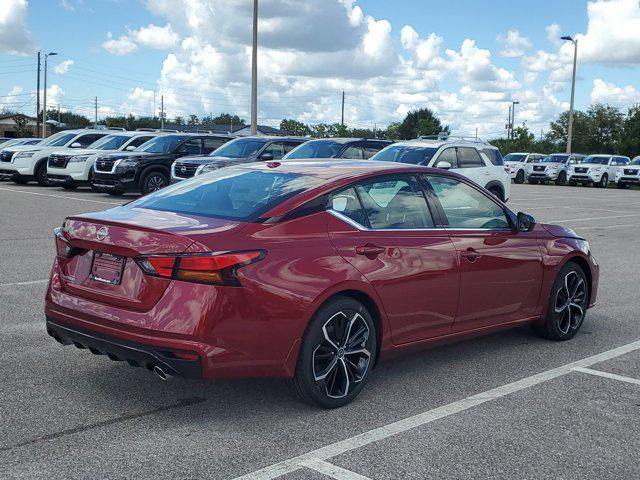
xmin=1 ymin=0 xmax=639 ymax=136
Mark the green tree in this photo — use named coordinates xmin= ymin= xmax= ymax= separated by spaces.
xmin=384 ymin=122 xmax=401 ymax=140
xmin=173 ymin=116 xmax=185 ymax=125
xmin=188 ymin=114 xmax=199 ymax=125
xmin=618 ymin=104 xmax=640 ymax=158
xmin=546 ymin=110 xmax=593 ymax=153
xmin=587 ymin=103 xmax=623 ymax=153
xmin=397 ymin=108 xmax=449 ymax=140
xmin=12 ymin=114 xmax=32 ymax=137
xmin=280 ymin=118 xmax=311 ymax=136
xmin=201 ymin=113 xmax=246 ymax=126
xmin=46 ymin=109 xmax=91 ymax=128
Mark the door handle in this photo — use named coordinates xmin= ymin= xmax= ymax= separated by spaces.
xmin=356 ymin=244 xmax=386 ymax=257
xmin=460 ymin=248 xmax=481 ymax=262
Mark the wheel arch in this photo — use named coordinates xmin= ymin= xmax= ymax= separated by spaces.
xmin=484 ymin=180 xmax=505 ymax=201
xmin=135 ymin=164 xmax=170 ymax=184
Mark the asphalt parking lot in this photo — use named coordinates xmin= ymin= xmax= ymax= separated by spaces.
xmin=1 ymin=181 xmax=639 ymax=480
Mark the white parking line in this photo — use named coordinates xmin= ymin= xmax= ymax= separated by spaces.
xmin=231 ymin=339 xmax=640 ymax=480
xmin=576 ymin=223 xmax=638 ymax=231
xmin=549 ymin=213 xmax=640 ymax=223
xmin=300 ymin=459 xmax=373 ymax=480
xmin=0 ymin=279 xmax=48 ymax=287
xmin=572 ymin=367 xmax=640 ymax=386
xmin=0 ymin=186 xmax=122 ymax=206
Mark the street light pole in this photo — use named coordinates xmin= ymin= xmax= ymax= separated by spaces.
xmin=42 ymin=52 xmax=57 ymax=138
xmin=511 ymin=101 xmax=519 ymax=139
xmin=250 ymin=0 xmax=258 ymax=135
xmin=562 ymin=36 xmax=578 ymax=154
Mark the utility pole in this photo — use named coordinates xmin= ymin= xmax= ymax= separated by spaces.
xmin=341 ymin=91 xmax=345 ymax=126
xmin=507 ymin=105 xmax=512 ymax=139
xmin=42 ymin=51 xmax=57 ymax=138
xmin=36 ymin=51 xmax=41 ymax=136
xmin=160 ymin=94 xmax=165 ymax=131
xmin=510 ymin=101 xmax=519 ymax=139
xmin=153 ymin=91 xmax=156 ymax=119
xmin=562 ymin=36 xmax=578 ymax=154
xmin=250 ymin=0 xmax=258 ymax=135
xmin=58 ymin=104 xmax=60 ymax=123
xmin=94 ymin=96 xmax=98 ymax=128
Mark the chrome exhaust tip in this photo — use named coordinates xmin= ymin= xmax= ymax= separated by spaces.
xmin=153 ymin=365 xmax=171 ymax=381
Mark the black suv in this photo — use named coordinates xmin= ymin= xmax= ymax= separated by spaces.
xmin=283 ymin=138 xmax=393 ymax=160
xmin=173 ymin=136 xmax=307 ymax=181
xmin=91 ymin=133 xmax=234 ymax=194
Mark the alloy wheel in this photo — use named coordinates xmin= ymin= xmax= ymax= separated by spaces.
xmin=554 ymin=271 xmax=587 ymax=334
xmin=312 ymin=310 xmax=372 ymax=399
xmin=147 ymin=175 xmax=165 ymax=192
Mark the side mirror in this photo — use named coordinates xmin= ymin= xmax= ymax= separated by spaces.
xmin=517 ymin=212 xmax=536 ymax=232
xmin=70 ymin=142 xmax=82 ymax=148
xmin=435 ymin=160 xmax=452 ymax=170
xmin=125 ymin=145 xmax=136 ymax=151
xmin=259 ymin=152 xmax=274 ymax=161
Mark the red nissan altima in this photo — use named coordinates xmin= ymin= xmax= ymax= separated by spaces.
xmin=45 ymin=160 xmax=599 ymax=408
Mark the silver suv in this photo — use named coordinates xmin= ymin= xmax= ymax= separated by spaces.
xmin=527 ymin=153 xmax=585 ymax=186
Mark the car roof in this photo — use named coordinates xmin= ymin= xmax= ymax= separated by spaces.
xmin=304 ymin=137 xmax=392 ymax=144
xmin=392 ymin=138 xmax=494 ymax=148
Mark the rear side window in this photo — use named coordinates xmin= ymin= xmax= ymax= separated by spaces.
xmin=482 ymin=148 xmax=503 ymax=165
xmin=128 ymin=136 xmax=153 ymax=148
xmin=131 ymin=168 xmax=321 ymax=221
xmin=437 ymin=148 xmax=457 ymax=168
xmin=76 ymin=133 xmax=107 ymax=147
xmin=178 ymin=139 xmax=203 ymax=155
xmin=204 ymin=137 xmax=230 ymax=153
xmin=457 ymin=148 xmax=484 ymax=168
xmin=342 ymin=146 xmax=364 ymax=159
xmin=356 ymin=177 xmax=434 ymax=229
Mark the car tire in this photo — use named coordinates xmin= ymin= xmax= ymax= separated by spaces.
xmin=555 ymin=171 xmax=567 ymax=186
xmin=289 ymin=296 xmax=377 ymax=408
xmin=35 ymin=162 xmax=50 ymax=187
xmin=141 ymin=171 xmax=168 ymax=195
xmin=596 ymin=174 xmax=608 ymax=188
xmin=514 ymin=170 xmax=525 ymax=184
xmin=534 ymin=262 xmax=588 ymax=341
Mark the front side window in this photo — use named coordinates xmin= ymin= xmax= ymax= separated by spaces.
xmin=178 ymin=139 xmax=203 ymax=155
xmin=437 ymin=148 xmax=457 ymax=168
xmin=342 ymin=146 xmax=363 ymax=159
xmin=203 ymin=137 xmax=229 ymax=153
xmin=482 ymin=148 xmax=504 ymax=165
xmin=263 ymin=142 xmax=286 ymax=159
xmin=76 ymin=134 xmax=107 ymax=148
xmin=127 ymin=136 xmax=154 ymax=149
xmin=371 ymin=145 xmax=438 ymax=165
xmin=356 ymin=177 xmax=434 ymax=229
xmin=457 ymin=147 xmax=484 ymax=168
xmin=425 ymin=175 xmax=509 ymax=230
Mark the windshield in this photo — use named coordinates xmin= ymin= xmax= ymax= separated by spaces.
xmin=581 ymin=155 xmax=610 ymax=165
xmin=503 ymin=154 xmax=527 ymax=162
xmin=41 ymin=132 xmax=77 ymax=147
xmin=130 ymin=168 xmax=322 ymax=221
xmin=2 ymin=138 xmax=39 ymax=148
xmin=284 ymin=140 xmax=342 ymax=159
xmin=89 ymin=135 xmax=131 ymax=150
xmin=542 ymin=154 xmax=569 ymax=163
xmin=136 ymin=135 xmax=184 ymax=153
xmin=210 ymin=138 xmax=266 ymax=158
xmin=630 ymin=157 xmax=640 ymax=165
xmin=371 ymin=145 xmax=438 ymax=165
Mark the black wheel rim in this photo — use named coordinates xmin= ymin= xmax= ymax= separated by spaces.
xmin=147 ymin=175 xmax=165 ymax=192
xmin=554 ymin=271 xmax=587 ymax=334
xmin=312 ymin=310 xmax=372 ymax=399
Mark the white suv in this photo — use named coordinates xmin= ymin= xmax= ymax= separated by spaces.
xmin=371 ymin=137 xmax=510 ymax=201
xmin=614 ymin=156 xmax=640 ymax=189
xmin=526 ymin=153 xmax=585 ymax=186
xmin=503 ymin=153 xmax=546 ymax=184
xmin=567 ymin=154 xmax=630 ymax=188
xmin=46 ymin=131 xmax=157 ymax=189
xmin=0 ymin=129 xmax=110 ymax=186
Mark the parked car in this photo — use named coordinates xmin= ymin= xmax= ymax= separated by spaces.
xmin=0 ymin=129 xmax=110 ymax=186
xmin=0 ymin=137 xmax=42 ymax=149
xmin=46 ymin=160 xmax=598 ymax=408
xmin=91 ymin=133 xmax=226 ymax=195
xmin=614 ymin=156 xmax=640 ymax=188
xmin=526 ymin=153 xmax=585 ymax=186
xmin=567 ymin=154 xmax=630 ymax=188
xmin=0 ymin=137 xmax=12 ymax=144
xmin=165 ymin=134 xmax=233 ymax=181
xmin=46 ymin=131 xmax=158 ymax=190
xmin=370 ymin=137 xmax=510 ymax=201
xmin=503 ymin=153 xmax=546 ymax=184
xmin=283 ymin=138 xmax=393 ymax=160
xmin=191 ymin=136 xmax=307 ymax=177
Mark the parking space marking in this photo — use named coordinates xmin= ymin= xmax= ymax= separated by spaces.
xmin=572 ymin=367 xmax=640 ymax=386
xmin=0 ymin=186 xmax=122 ymax=206
xmin=576 ymin=223 xmax=638 ymax=231
xmin=0 ymin=279 xmax=48 ymax=287
xmin=549 ymin=213 xmax=640 ymax=223
xmin=300 ymin=459 xmax=373 ymax=480
xmin=231 ymin=339 xmax=640 ymax=480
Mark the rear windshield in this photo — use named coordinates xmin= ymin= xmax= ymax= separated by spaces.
xmin=130 ymin=168 xmax=322 ymax=220
xmin=371 ymin=145 xmax=438 ymax=165
xmin=285 ymin=140 xmax=343 ymax=159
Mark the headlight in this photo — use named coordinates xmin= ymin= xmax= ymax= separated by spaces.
xmin=593 ymin=167 xmax=602 ymax=172
xmin=195 ymin=164 xmax=206 ymax=175
xmin=197 ymin=164 xmax=218 ymax=175
xmin=14 ymin=151 xmax=36 ymax=159
xmin=117 ymin=157 xmax=139 ymax=168
xmin=548 ymin=167 xmax=557 ymax=173
xmin=68 ymin=155 xmax=89 ymax=163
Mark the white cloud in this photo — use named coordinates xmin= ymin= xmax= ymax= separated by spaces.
xmin=102 ymin=32 xmax=138 ymax=55
xmin=497 ymin=30 xmax=532 ymax=57
xmin=130 ymin=23 xmax=180 ymax=50
xmin=59 ymin=0 xmax=74 ymax=12
xmin=54 ymin=59 xmax=74 ymax=75
xmin=545 ymin=23 xmax=561 ymax=45
xmin=0 ymin=0 xmax=35 ymax=55
xmin=590 ymin=79 xmax=640 ymax=108
xmin=574 ymin=0 xmax=640 ymax=66
xmin=45 ymin=84 xmax=65 ymax=106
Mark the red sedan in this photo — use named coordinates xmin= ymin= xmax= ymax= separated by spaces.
xmin=45 ymin=160 xmax=599 ymax=408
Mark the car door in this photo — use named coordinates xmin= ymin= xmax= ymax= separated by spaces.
xmin=423 ymin=173 xmax=543 ymax=332
xmin=327 ymin=174 xmax=460 ymax=344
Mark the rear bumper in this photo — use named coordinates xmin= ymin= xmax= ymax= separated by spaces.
xmin=46 ymin=317 xmax=202 ymax=378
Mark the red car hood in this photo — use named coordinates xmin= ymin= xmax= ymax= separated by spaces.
xmin=540 ymin=223 xmax=583 ymax=239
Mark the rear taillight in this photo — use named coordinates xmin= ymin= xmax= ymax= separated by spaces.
xmin=135 ymin=250 xmax=265 ymax=286
xmin=54 ymin=227 xmax=84 ymax=259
